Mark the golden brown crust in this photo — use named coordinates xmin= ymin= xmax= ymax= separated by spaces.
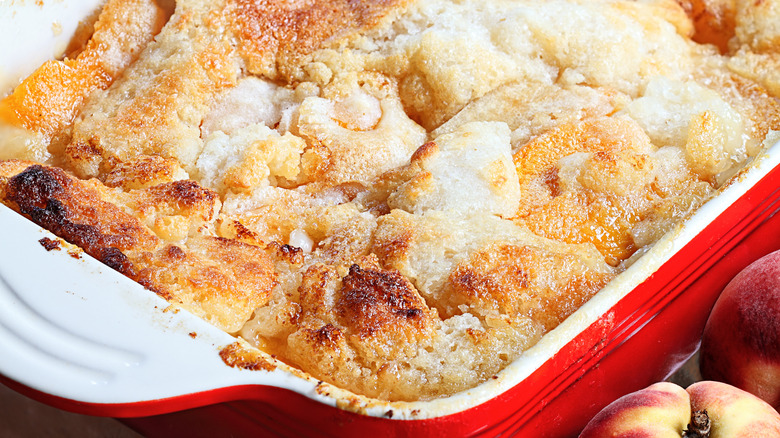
xmin=448 ymin=244 xmax=613 ymax=331
xmin=103 ymin=155 xmax=187 ymax=190
xmin=227 ymin=0 xmax=411 ymax=80
xmin=4 ymin=164 xmax=158 ymax=274
xmin=135 ymin=180 xmax=219 ymax=222
xmin=0 ymin=162 xmax=274 ymax=333
xmin=134 ymin=236 xmax=277 ymax=331
xmin=64 ymin=0 xmax=238 ymax=178
xmin=336 ymin=264 xmax=433 ymax=341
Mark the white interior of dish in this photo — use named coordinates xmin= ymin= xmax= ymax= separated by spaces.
xmin=1 ymin=2 xmax=780 ymax=421
xmin=0 ymin=1 xmax=106 ymax=97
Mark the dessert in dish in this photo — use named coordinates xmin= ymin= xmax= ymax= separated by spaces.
xmin=1 ymin=0 xmax=779 ymax=402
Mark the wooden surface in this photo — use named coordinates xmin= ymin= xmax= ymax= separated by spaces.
xmin=0 ymin=383 xmax=140 ymax=438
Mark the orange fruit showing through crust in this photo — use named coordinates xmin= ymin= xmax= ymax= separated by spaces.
xmin=514 ymin=118 xmax=655 ymax=266
xmin=0 ymin=58 xmax=110 ymax=137
xmin=0 ymin=0 xmax=166 ymax=139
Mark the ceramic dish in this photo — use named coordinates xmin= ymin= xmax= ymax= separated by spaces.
xmin=3 ymin=2 xmax=780 ymax=437
xmin=1 ymin=141 xmax=780 ymax=437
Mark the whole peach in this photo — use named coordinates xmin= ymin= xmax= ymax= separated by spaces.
xmin=579 ymin=382 xmax=692 ymax=437
xmin=699 ymin=249 xmax=780 ymax=409
xmin=579 ymin=381 xmax=780 ymax=437
xmin=687 ymin=381 xmax=780 ymax=437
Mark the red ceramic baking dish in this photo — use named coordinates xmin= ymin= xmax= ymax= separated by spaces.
xmin=1 ymin=143 xmax=779 ymax=438
xmin=3 ymin=2 xmax=780 ymax=438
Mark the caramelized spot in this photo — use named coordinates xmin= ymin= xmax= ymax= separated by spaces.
xmin=144 ymin=180 xmax=218 ymax=211
xmin=38 ymin=237 xmax=61 ymax=251
xmin=373 ymin=228 xmax=414 ymax=268
xmin=163 ymin=244 xmax=186 ymax=261
xmin=98 ymin=246 xmax=133 ymax=273
xmin=266 ymin=241 xmax=305 ymax=264
xmin=5 ymin=165 xmax=155 ymax=278
xmin=6 ymin=164 xmax=66 ymax=208
xmin=336 ymin=264 xmax=429 ymax=338
xmin=410 ymin=141 xmax=439 ymax=163
xmin=137 ymin=277 xmax=173 ymax=301
xmin=65 ymin=138 xmax=104 ymax=170
xmin=310 ymin=324 xmax=345 ymax=350
xmin=220 ymin=342 xmax=276 ymax=372
xmin=231 ymin=220 xmax=261 ymax=242
xmin=542 ymin=168 xmax=561 ymax=198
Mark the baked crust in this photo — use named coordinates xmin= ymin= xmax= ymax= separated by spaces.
xmin=0 ymin=162 xmax=276 ymax=333
xmin=227 ymin=0 xmax=412 ymax=80
xmin=0 ymin=0 xmax=167 ymax=163
xmin=2 ymin=0 xmax=780 ymax=401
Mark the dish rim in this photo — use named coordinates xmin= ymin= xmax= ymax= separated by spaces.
xmin=0 ymin=140 xmax=778 ymax=421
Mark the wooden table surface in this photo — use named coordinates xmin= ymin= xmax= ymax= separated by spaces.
xmin=0 ymin=383 xmax=140 ymax=438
